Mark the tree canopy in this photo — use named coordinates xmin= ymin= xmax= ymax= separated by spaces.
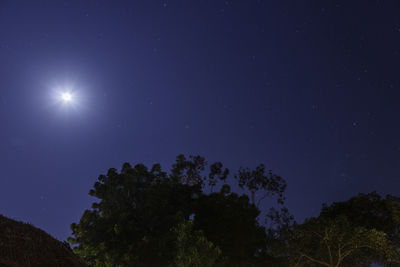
xmin=69 ymin=155 xmax=286 ymax=266
xmin=268 ymin=192 xmax=400 ymax=266
xmin=69 ymin=155 xmax=400 ymax=267
xmin=172 ymin=220 xmax=222 ymax=267
xmin=287 ymin=215 xmax=399 ymax=266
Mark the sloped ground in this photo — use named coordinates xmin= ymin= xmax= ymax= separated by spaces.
xmin=0 ymin=214 xmax=86 ymax=267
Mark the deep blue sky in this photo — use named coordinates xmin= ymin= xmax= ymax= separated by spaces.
xmin=1 ymin=1 xmax=400 ymax=241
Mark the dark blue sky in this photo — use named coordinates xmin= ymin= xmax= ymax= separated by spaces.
xmin=1 ymin=1 xmax=400 ymax=241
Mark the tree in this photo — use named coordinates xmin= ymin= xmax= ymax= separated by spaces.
xmin=316 ymin=192 xmax=400 ymax=266
xmin=287 ymin=215 xmax=400 ymax=267
xmin=69 ymin=162 xmax=196 ymax=266
xmin=320 ymin=192 xmax=400 ymax=246
xmin=69 ymin=155 xmax=286 ymax=266
xmin=264 ymin=207 xmax=295 ymax=266
xmin=172 ymin=220 xmax=222 ymax=267
xmin=193 ymin=186 xmax=268 ymax=266
xmin=275 ymin=192 xmax=400 ymax=266
xmin=236 ymin=164 xmax=286 ymax=206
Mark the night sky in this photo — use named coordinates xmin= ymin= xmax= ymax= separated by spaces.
xmin=1 ymin=1 xmax=400 ymax=241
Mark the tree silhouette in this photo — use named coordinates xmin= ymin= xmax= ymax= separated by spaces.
xmin=288 ymin=215 xmax=399 ymax=266
xmin=269 ymin=192 xmax=400 ymax=266
xmin=69 ymin=155 xmax=286 ymax=266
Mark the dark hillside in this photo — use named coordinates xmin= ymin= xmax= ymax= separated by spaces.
xmin=0 ymin=215 xmax=85 ymax=267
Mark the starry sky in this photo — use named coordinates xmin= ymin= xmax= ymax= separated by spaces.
xmin=1 ymin=1 xmax=400 ymax=241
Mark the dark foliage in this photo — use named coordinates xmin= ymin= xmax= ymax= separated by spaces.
xmin=267 ymin=192 xmax=400 ymax=266
xmin=193 ymin=190 xmax=267 ymax=266
xmin=69 ymin=155 xmax=286 ymax=266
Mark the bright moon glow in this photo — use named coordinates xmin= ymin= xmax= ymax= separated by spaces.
xmin=61 ymin=92 xmax=72 ymax=102
xmin=51 ymin=85 xmax=82 ymax=110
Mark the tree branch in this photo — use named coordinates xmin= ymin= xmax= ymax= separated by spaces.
xmin=298 ymin=252 xmax=332 ymax=267
xmin=323 ymin=229 xmax=333 ymax=266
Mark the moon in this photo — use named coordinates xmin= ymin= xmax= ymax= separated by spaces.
xmin=61 ymin=92 xmax=72 ymax=102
